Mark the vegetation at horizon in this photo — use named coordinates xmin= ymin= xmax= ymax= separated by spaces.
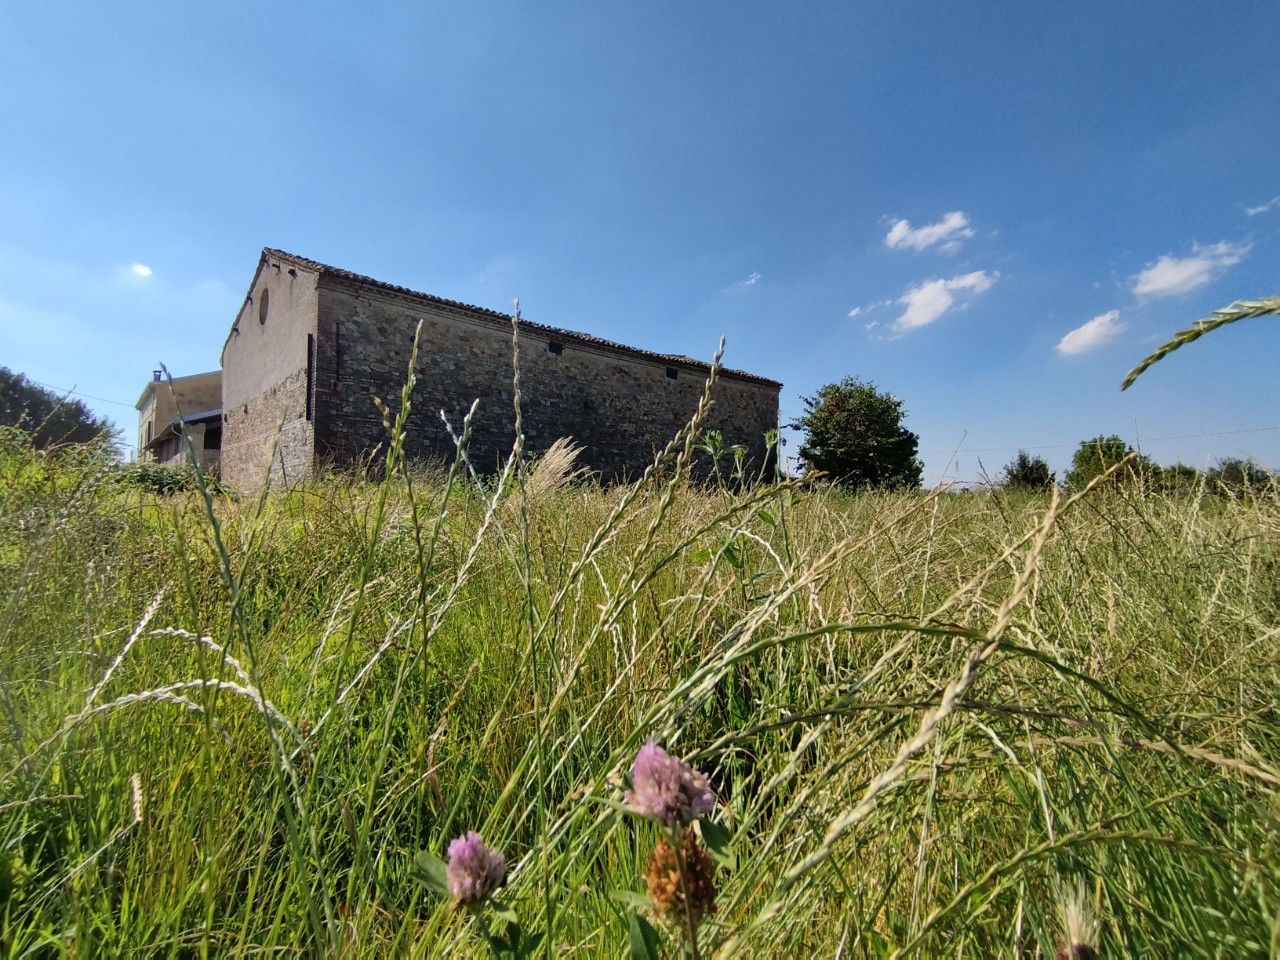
xmin=0 ymin=368 xmax=117 ymax=452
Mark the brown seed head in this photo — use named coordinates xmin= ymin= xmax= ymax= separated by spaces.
xmin=645 ymin=829 xmax=717 ymax=934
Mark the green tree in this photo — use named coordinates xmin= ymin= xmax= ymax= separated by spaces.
xmin=1207 ymin=458 xmax=1272 ymax=498
xmin=1156 ymin=462 xmax=1202 ymax=497
xmin=1064 ymin=434 xmax=1152 ymax=490
xmin=1000 ymin=450 xmax=1054 ymax=491
xmin=0 ymin=366 xmax=117 ymax=449
xmin=792 ymin=377 xmax=922 ymax=490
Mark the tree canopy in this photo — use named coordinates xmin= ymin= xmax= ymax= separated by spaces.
xmin=792 ymin=377 xmax=922 ymax=490
xmin=1207 ymin=458 xmax=1273 ymax=498
xmin=1000 ymin=450 xmax=1054 ymax=491
xmin=0 ymin=367 xmax=117 ymax=449
xmin=1064 ymin=435 xmax=1153 ymax=490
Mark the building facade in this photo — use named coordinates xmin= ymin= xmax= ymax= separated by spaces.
xmin=135 ymin=370 xmax=222 ymax=474
xmin=219 ymin=249 xmax=781 ymax=489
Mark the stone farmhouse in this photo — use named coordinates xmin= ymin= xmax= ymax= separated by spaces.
xmin=173 ymin=248 xmax=780 ymax=489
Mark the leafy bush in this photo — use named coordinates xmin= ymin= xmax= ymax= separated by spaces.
xmin=1153 ymin=463 xmax=1202 ymax=497
xmin=1207 ymin=457 xmax=1273 ymax=498
xmin=1064 ymin=434 xmax=1154 ymax=490
xmin=1000 ymin=450 xmax=1054 ymax=491
xmin=791 ymin=377 xmax=922 ymax=490
xmin=113 ymin=461 xmax=229 ymax=496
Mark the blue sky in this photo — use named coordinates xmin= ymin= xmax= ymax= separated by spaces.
xmin=2 ymin=3 xmax=1277 ymax=484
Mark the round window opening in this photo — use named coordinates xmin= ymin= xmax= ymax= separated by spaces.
xmin=259 ymin=288 xmax=270 ymax=324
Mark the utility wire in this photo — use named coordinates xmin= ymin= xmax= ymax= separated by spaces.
xmin=25 ymin=379 xmax=137 ymax=408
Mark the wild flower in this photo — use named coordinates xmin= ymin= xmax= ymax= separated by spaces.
xmin=446 ymin=831 xmax=506 ymax=905
xmin=626 ymin=739 xmax=715 ymax=827
xmin=645 ymin=828 xmax=718 ymax=934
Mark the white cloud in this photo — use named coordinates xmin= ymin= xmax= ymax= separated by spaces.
xmin=735 ymin=271 xmax=762 ymax=288
xmin=130 ymin=263 xmax=153 ymax=278
xmin=847 ymin=298 xmax=896 ymax=320
xmin=1131 ymin=240 xmax=1250 ymax=298
xmin=894 ymin=270 xmax=996 ymax=332
xmin=884 ymin=211 xmax=974 ymax=252
xmin=1245 ymin=196 xmax=1280 ymax=216
xmin=1055 ymin=310 xmax=1126 ymax=355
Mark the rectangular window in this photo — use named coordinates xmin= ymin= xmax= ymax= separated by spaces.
xmin=547 ymin=340 xmax=564 ymax=357
xmin=666 ymin=367 xmax=678 ymax=380
xmin=306 ymin=334 xmax=315 ymax=422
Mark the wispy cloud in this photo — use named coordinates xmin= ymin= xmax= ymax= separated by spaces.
xmin=130 ymin=263 xmax=153 ymax=278
xmin=735 ymin=271 xmax=762 ymax=288
xmin=884 ymin=211 xmax=974 ymax=252
xmin=1245 ymin=196 xmax=1280 ymax=216
xmin=1132 ymin=240 xmax=1250 ymax=298
xmin=894 ymin=270 xmax=996 ymax=332
xmin=1056 ymin=309 xmax=1126 ymax=355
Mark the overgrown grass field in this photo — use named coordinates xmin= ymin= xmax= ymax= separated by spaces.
xmin=1 ymin=403 xmax=1277 ymax=955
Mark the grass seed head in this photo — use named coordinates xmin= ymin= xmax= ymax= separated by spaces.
xmin=1053 ymin=877 xmax=1100 ymax=960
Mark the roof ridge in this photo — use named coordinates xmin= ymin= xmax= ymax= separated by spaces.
xmin=261 ymin=248 xmax=781 ymax=387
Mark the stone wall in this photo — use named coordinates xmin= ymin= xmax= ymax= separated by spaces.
xmin=313 ymin=277 xmax=780 ymax=481
xmin=221 ymin=249 xmax=781 ymax=490
xmin=220 ymin=257 xmax=319 ymax=488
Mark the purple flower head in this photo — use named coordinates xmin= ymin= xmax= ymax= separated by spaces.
xmin=445 ymin=831 xmax=506 ymax=904
xmin=625 ymin=739 xmax=715 ymax=827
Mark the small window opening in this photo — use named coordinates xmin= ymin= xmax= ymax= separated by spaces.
xmin=259 ymin=288 xmax=270 ymax=324
xmin=666 ymin=367 xmax=678 ymax=380
xmin=305 ymin=334 xmax=315 ymax=422
xmin=547 ymin=340 xmax=563 ymax=357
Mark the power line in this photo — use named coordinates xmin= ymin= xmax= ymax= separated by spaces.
xmin=25 ymin=378 xmax=136 ymax=408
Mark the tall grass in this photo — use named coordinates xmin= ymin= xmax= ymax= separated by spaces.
xmin=0 ymin=407 xmax=1277 ymax=956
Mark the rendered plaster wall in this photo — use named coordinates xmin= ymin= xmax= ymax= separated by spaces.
xmin=220 ymin=257 xmax=319 ymax=488
xmin=136 ymin=371 xmax=221 ymax=460
xmin=313 ymin=279 xmax=780 ymax=480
